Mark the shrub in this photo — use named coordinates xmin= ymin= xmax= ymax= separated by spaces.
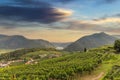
xmin=114 ymin=40 xmax=120 ymax=52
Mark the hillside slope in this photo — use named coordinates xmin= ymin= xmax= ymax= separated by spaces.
xmin=0 ymin=35 xmax=54 ymax=49
xmin=64 ymin=32 xmax=117 ymax=51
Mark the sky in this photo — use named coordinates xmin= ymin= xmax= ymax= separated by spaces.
xmin=0 ymin=0 xmax=120 ymax=42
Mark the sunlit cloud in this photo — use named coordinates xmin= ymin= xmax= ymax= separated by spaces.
xmin=75 ymin=18 xmax=120 ymax=25
xmin=54 ymin=8 xmax=73 ymax=17
xmin=57 ymin=17 xmax=120 ymax=33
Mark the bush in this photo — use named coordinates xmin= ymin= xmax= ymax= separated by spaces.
xmin=114 ymin=40 xmax=120 ymax=52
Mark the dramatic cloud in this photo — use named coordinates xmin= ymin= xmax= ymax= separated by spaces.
xmin=64 ymin=20 xmax=101 ymax=31
xmin=0 ymin=0 xmax=72 ymax=28
xmin=55 ymin=17 xmax=120 ymax=32
xmin=0 ymin=0 xmax=117 ymax=28
xmin=0 ymin=0 xmax=120 ymax=42
xmin=0 ymin=6 xmax=72 ymax=23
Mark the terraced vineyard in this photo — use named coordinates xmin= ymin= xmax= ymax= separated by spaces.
xmin=0 ymin=47 xmax=109 ymax=80
xmin=0 ymin=46 xmax=119 ymax=80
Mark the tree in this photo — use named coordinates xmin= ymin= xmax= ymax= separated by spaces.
xmin=114 ymin=40 xmax=120 ymax=52
xmin=84 ymin=48 xmax=87 ymax=52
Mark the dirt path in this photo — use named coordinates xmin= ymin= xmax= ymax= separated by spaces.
xmin=76 ymin=72 xmax=104 ymax=80
xmin=92 ymin=72 xmax=104 ymax=80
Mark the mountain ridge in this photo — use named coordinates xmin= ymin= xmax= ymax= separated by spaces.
xmin=0 ymin=34 xmax=54 ymax=49
xmin=64 ymin=32 xmax=118 ymax=51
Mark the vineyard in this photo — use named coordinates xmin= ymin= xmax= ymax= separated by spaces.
xmin=0 ymin=46 xmax=119 ymax=80
xmin=0 ymin=47 xmax=110 ymax=80
xmin=103 ymin=65 xmax=120 ymax=80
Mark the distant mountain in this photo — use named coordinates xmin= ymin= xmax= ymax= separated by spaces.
xmin=0 ymin=35 xmax=54 ymax=49
xmin=64 ymin=32 xmax=117 ymax=51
